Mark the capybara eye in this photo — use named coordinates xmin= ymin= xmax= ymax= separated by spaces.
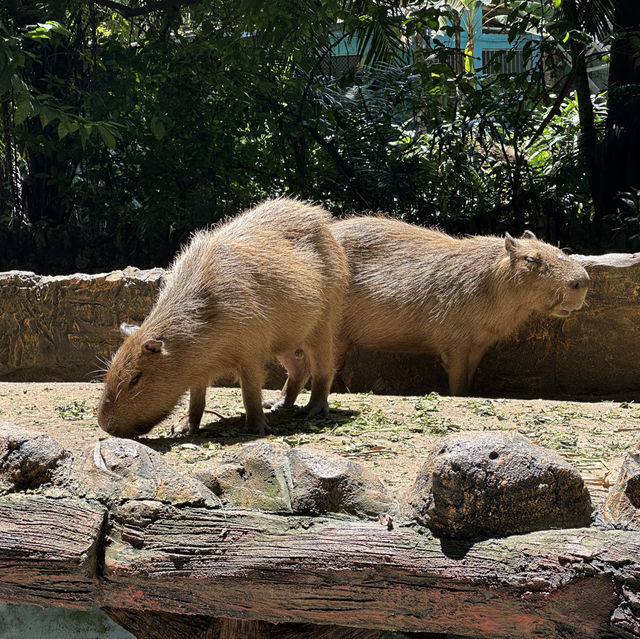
xmin=129 ymin=373 xmax=142 ymax=389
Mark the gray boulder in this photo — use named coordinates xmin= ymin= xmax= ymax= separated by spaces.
xmin=407 ymin=431 xmax=592 ymax=539
xmin=0 ymin=422 xmax=71 ymax=494
xmin=196 ymin=442 xmax=396 ymax=519
xmin=73 ymin=437 xmax=217 ymax=508
xmin=604 ymin=443 xmax=640 ymax=530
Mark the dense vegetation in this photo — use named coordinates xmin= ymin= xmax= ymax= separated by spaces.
xmin=1 ymin=0 xmax=639 ymax=273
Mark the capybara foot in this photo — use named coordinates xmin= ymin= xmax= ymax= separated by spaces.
xmin=262 ymin=395 xmax=292 ymax=412
xmin=245 ymin=414 xmax=271 ymax=436
xmin=171 ymin=415 xmax=200 ymax=436
xmin=300 ymin=400 xmax=330 ymax=419
xmin=268 ymin=397 xmax=296 ymax=413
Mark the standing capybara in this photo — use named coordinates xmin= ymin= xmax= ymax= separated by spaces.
xmin=97 ymin=198 xmax=348 ymax=438
xmin=272 ymin=217 xmax=590 ymax=402
xmin=330 ymin=218 xmax=590 ymax=395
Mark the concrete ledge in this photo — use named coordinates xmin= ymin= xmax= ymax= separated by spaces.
xmin=0 ymin=253 xmax=639 ymax=398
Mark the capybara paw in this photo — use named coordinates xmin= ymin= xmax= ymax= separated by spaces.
xmin=268 ymin=397 xmax=294 ymax=413
xmin=246 ymin=415 xmax=271 ymax=436
xmin=262 ymin=396 xmax=286 ymax=411
xmin=302 ymin=400 xmax=330 ymax=419
xmin=171 ymin=415 xmax=199 ymax=436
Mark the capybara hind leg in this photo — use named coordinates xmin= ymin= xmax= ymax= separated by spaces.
xmin=465 ymin=344 xmax=489 ymax=393
xmin=303 ymin=335 xmax=336 ymax=418
xmin=442 ymin=349 xmax=471 ymax=396
xmin=172 ymin=384 xmax=206 ymax=436
xmin=239 ymin=362 xmax=269 ymax=435
xmin=266 ymin=350 xmax=310 ymax=412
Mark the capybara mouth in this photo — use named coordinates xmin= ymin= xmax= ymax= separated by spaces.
xmin=550 ymin=302 xmax=584 ymax=318
xmin=549 ymin=294 xmax=587 ymax=318
xmin=98 ymin=414 xmax=158 ymax=439
xmin=550 ymin=308 xmax=573 ymax=318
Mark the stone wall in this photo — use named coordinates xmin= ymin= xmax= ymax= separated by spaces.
xmin=1 ymin=254 xmax=639 ymax=398
xmin=0 ymin=268 xmax=163 ymax=383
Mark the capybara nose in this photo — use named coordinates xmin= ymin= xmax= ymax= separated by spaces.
xmin=570 ymin=274 xmax=590 ymax=290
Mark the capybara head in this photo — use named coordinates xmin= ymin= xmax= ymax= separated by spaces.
xmin=97 ymin=323 xmax=184 ymax=438
xmin=503 ymin=231 xmax=589 ymax=317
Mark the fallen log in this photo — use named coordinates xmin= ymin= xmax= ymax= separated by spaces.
xmin=100 ymin=501 xmax=639 ymax=638
xmin=0 ymin=429 xmax=638 ymax=638
xmin=0 ymin=493 xmax=106 ymax=609
xmin=0 ymin=491 xmax=638 ymax=638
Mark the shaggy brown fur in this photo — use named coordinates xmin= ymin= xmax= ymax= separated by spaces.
xmin=97 ymin=198 xmax=348 ymax=438
xmin=331 ymin=217 xmax=590 ymax=395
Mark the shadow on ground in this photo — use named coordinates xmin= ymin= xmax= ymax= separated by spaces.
xmin=139 ymin=406 xmax=360 ymax=454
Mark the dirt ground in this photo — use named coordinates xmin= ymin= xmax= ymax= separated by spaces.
xmin=1 ymin=381 xmax=638 ymax=510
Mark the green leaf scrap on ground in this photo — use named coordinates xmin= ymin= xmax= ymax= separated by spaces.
xmin=414 ymin=392 xmax=442 ymax=413
xmin=56 ymin=399 xmax=94 ymax=421
xmin=466 ymin=399 xmax=500 ymax=418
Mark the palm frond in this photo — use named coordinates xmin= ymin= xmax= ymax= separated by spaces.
xmin=574 ymin=0 xmax=616 ymax=40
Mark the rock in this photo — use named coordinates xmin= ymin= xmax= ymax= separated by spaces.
xmin=604 ymin=443 xmax=640 ymax=530
xmin=195 ymin=442 xmax=396 ymax=518
xmin=288 ymin=448 xmax=396 ymax=518
xmin=195 ymin=442 xmax=293 ymax=513
xmin=0 ymin=422 xmax=71 ymax=494
xmin=73 ymin=438 xmax=217 ymax=508
xmin=407 ymin=431 xmax=592 ymax=539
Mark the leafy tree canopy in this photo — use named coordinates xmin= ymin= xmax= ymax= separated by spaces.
xmin=1 ymin=0 xmax=639 ymax=272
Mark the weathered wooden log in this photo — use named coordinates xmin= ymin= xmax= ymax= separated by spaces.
xmin=98 ymin=500 xmax=640 ymax=638
xmin=0 ymin=494 xmax=106 ymax=609
xmin=2 ymin=490 xmax=639 ymax=637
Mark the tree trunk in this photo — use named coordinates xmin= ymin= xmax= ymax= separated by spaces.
xmin=602 ymin=0 xmax=640 ymax=229
xmin=561 ymin=0 xmax=605 ymax=232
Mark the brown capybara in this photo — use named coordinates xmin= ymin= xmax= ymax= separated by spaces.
xmin=331 ymin=218 xmax=589 ymax=395
xmin=97 ymin=198 xmax=348 ymax=438
xmin=272 ymin=217 xmax=589 ymax=401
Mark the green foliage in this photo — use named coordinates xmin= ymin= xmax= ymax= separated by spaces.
xmin=0 ymin=0 xmax=638 ymax=273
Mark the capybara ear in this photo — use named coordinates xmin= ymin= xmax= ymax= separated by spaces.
xmin=120 ymin=322 xmax=140 ymax=336
xmin=505 ymin=233 xmax=518 ymax=252
xmin=522 ymin=230 xmax=537 ymax=240
xmin=142 ymin=339 xmax=164 ymax=354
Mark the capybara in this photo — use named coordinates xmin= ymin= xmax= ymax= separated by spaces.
xmin=331 ymin=218 xmax=589 ymax=395
xmin=272 ymin=218 xmax=589 ymax=401
xmin=97 ymin=198 xmax=348 ymax=438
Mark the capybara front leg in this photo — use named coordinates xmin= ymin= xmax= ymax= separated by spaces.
xmin=239 ymin=362 xmax=269 ymax=435
xmin=443 ymin=349 xmax=471 ymax=396
xmin=172 ymin=384 xmax=206 ymax=436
